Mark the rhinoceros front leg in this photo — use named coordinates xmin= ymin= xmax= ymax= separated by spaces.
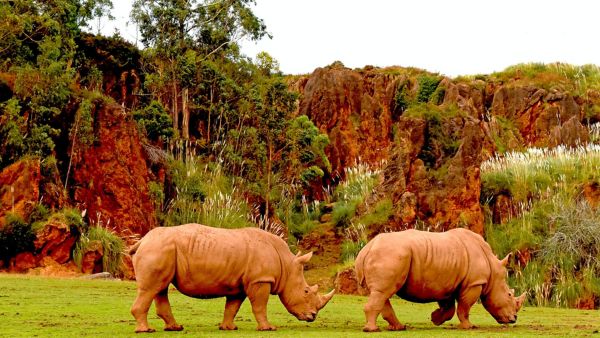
xmin=219 ymin=295 xmax=246 ymax=330
xmin=431 ymin=299 xmax=456 ymax=326
xmin=456 ymin=285 xmax=482 ymax=329
xmin=155 ymin=289 xmax=183 ymax=331
xmin=247 ymin=282 xmax=277 ymax=331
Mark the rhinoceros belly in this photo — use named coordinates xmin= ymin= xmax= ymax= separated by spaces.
xmin=395 ymin=258 xmax=464 ymax=303
xmin=172 ymin=271 xmax=245 ymax=298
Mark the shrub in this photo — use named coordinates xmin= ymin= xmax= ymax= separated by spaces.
xmin=340 ymin=223 xmax=367 ymax=263
xmin=0 ymin=213 xmax=36 ymax=265
xmin=393 ymin=82 xmax=410 ymax=115
xmin=27 ymin=203 xmax=49 ymax=225
xmin=416 ymin=75 xmax=442 ymax=103
xmin=73 ymin=226 xmax=125 ymax=276
xmin=133 ymin=101 xmax=174 ymax=142
xmin=331 ymin=201 xmax=356 ymax=229
xmin=356 ymin=198 xmax=393 ymax=227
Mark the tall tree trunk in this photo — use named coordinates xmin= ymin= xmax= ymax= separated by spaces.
xmin=172 ymin=80 xmax=179 ymax=134
xmin=207 ymin=86 xmax=213 ymax=144
xmin=265 ymin=140 xmax=272 ymax=223
xmin=182 ymin=87 xmax=189 ymax=140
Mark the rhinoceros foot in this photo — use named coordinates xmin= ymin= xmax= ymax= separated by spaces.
xmin=387 ymin=324 xmax=406 ymax=331
xmin=219 ymin=323 xmax=238 ymax=330
xmin=458 ymin=322 xmax=477 ymax=329
xmin=164 ymin=324 xmax=183 ymax=331
xmin=135 ymin=328 xmax=156 ymax=333
xmin=257 ymin=324 xmax=277 ymax=331
xmin=362 ymin=325 xmax=381 ymax=332
xmin=431 ymin=307 xmax=454 ymax=326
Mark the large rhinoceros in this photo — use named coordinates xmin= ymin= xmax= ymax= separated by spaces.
xmin=129 ymin=224 xmax=335 ymax=333
xmin=355 ymin=228 xmax=525 ymax=332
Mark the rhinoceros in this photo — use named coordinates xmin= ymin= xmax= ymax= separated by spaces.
xmin=129 ymin=224 xmax=335 ymax=332
xmin=355 ymin=228 xmax=525 ymax=332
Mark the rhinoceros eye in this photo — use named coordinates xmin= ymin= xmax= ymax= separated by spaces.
xmin=304 ymin=287 xmax=310 ymax=294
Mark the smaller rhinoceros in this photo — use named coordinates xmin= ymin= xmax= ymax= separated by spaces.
xmin=355 ymin=228 xmax=525 ymax=332
xmin=129 ymin=224 xmax=334 ymax=332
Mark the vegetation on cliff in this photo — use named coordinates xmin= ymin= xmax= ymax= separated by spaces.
xmin=2 ymin=0 xmax=600 ymax=311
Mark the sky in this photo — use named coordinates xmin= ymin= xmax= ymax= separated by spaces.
xmin=99 ymin=0 xmax=600 ymax=78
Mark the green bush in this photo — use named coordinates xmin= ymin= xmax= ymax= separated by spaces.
xmin=331 ymin=201 xmax=356 ymax=229
xmin=73 ymin=226 xmax=125 ymax=276
xmin=27 ymin=203 xmax=50 ymax=225
xmin=0 ymin=213 xmax=36 ymax=265
xmin=133 ymin=101 xmax=174 ymax=142
xmin=416 ymin=75 xmax=442 ymax=103
xmin=393 ymin=82 xmax=410 ymax=115
xmin=340 ymin=239 xmax=366 ymax=263
xmin=49 ymin=207 xmax=87 ymax=234
xmin=356 ymin=198 xmax=393 ymax=227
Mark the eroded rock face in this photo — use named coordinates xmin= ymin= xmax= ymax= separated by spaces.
xmin=0 ymin=159 xmax=41 ymax=227
xmin=34 ymin=220 xmax=78 ymax=264
xmin=491 ymin=85 xmax=588 ymax=146
xmin=295 ymin=66 xmax=598 ymax=235
xmin=80 ymin=240 xmax=103 ymax=274
xmin=298 ymin=65 xmax=398 ymax=176
xmin=383 ymin=117 xmax=486 ymax=234
xmin=71 ymin=102 xmax=156 ymax=235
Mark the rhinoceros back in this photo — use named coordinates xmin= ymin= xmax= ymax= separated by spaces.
xmin=356 ymin=229 xmax=492 ymax=302
xmin=133 ymin=224 xmax=292 ymax=298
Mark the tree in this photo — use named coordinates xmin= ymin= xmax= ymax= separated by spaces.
xmin=0 ymin=0 xmax=113 ymax=168
xmin=131 ymin=0 xmax=268 ymax=139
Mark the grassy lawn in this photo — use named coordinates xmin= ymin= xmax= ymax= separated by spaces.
xmin=0 ymin=273 xmax=599 ymax=337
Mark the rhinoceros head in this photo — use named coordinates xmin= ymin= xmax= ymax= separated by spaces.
xmin=278 ymin=251 xmax=335 ymax=322
xmin=481 ymin=254 xmax=526 ymax=324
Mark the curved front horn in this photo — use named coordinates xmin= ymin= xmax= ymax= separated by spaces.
xmin=318 ymin=289 xmax=336 ymax=310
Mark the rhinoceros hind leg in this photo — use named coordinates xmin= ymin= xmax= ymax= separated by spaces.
xmin=219 ymin=295 xmax=246 ymax=330
xmin=154 ymin=288 xmax=183 ymax=331
xmin=381 ymin=299 xmax=405 ymax=331
xmin=362 ymin=290 xmax=389 ymax=332
xmin=456 ymin=285 xmax=482 ymax=329
xmin=431 ymin=300 xmax=456 ymax=326
xmin=247 ymin=282 xmax=277 ymax=331
xmin=131 ymin=289 xmax=157 ymax=333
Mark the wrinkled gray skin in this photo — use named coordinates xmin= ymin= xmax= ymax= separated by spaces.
xmin=129 ymin=224 xmax=334 ymax=333
xmin=355 ymin=228 xmax=525 ymax=332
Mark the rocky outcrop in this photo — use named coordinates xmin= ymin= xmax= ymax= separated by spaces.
xmin=8 ymin=220 xmax=79 ymax=273
xmin=34 ymin=220 xmax=78 ymax=264
xmin=298 ymin=65 xmax=399 ymax=176
xmin=71 ymin=102 xmax=156 ymax=236
xmin=295 ymin=66 xmax=598 ymax=234
xmin=381 ymin=117 xmax=486 ymax=234
xmin=491 ymin=86 xmax=588 ymax=147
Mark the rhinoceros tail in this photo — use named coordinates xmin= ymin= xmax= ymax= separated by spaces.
xmin=354 ymin=240 xmax=373 ymax=293
xmin=128 ymin=240 xmax=142 ymax=255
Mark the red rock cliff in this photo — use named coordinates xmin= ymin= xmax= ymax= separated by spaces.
xmin=70 ymin=102 xmax=155 ymax=236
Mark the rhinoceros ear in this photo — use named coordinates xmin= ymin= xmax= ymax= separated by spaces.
xmin=294 ymin=251 xmax=313 ymax=265
xmin=499 ymin=253 xmax=512 ymax=267
xmin=515 ymin=292 xmax=526 ymax=311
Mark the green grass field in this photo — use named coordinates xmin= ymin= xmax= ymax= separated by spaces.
xmin=0 ymin=273 xmax=598 ymax=337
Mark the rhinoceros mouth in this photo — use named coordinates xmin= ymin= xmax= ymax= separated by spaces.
xmin=296 ymin=312 xmax=317 ymax=322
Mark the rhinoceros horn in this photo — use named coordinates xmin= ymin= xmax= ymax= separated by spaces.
xmin=318 ymin=289 xmax=336 ymax=310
